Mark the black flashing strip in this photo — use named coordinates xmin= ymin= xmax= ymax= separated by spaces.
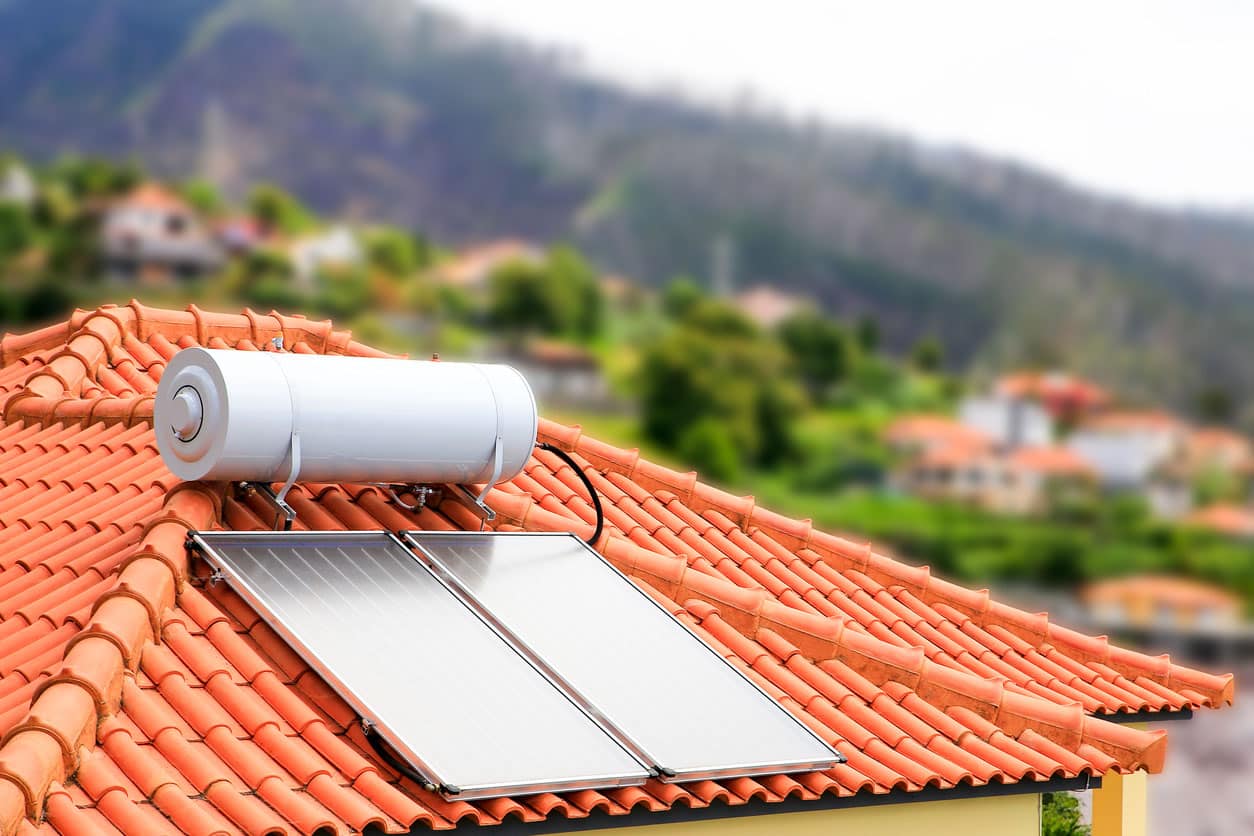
xmin=1095 ymin=706 xmax=1193 ymax=724
xmin=380 ymin=775 xmax=1097 ymax=835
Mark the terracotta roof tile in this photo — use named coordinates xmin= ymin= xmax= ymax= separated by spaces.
xmin=0 ymin=303 xmax=1235 ymax=834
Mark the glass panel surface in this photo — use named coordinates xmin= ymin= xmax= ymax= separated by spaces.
xmin=193 ymin=532 xmax=649 ymax=799
xmin=406 ymin=532 xmax=841 ymax=780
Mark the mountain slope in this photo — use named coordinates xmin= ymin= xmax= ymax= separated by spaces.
xmin=2 ymin=0 xmax=1253 ymax=412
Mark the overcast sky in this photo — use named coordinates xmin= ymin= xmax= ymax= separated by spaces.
xmin=430 ymin=0 xmax=1254 ymax=210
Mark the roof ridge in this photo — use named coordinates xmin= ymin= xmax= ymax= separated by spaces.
xmin=0 ymin=303 xmax=395 ymax=430
xmin=0 ymin=482 xmax=223 ymax=833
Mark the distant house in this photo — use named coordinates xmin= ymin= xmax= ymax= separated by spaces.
xmin=1007 ymin=445 xmax=1097 ymax=509
xmin=896 ymin=446 xmax=1035 ymax=513
xmin=287 ymin=225 xmax=363 ymax=285
xmin=732 ymin=285 xmax=811 ymax=329
xmin=883 ymin=414 xmax=992 ymax=458
xmin=1184 ymin=503 xmax=1254 ymax=540
xmin=97 ymin=183 xmax=223 ymax=282
xmin=599 ymin=273 xmax=641 ymax=304
xmin=434 ymin=239 xmax=544 ymax=292
xmin=898 ymin=443 xmax=1093 ymax=515
xmin=1065 ymin=410 xmax=1186 ymax=490
xmin=213 ymin=215 xmax=267 ymax=256
xmin=995 ymin=371 xmax=1111 ymax=424
xmin=505 ymin=339 xmax=613 ymax=409
xmin=958 ymin=394 xmax=1054 ymax=449
xmin=1144 ymin=459 xmax=1196 ymax=520
xmin=0 ymin=163 xmax=35 ymax=206
xmin=1082 ymin=575 xmax=1242 ymax=632
xmin=1185 ymin=427 xmax=1251 ymax=472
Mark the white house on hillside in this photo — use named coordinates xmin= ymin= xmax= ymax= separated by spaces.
xmin=0 ymin=163 xmax=36 ymax=206
xmin=958 ymin=394 xmax=1053 ymax=449
xmin=1066 ymin=411 xmax=1185 ymax=489
xmin=98 ymin=183 xmax=223 ymax=281
xmin=288 ymin=225 xmax=363 ymax=286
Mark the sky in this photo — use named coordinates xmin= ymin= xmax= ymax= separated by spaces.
xmin=430 ymin=0 xmax=1254 ymax=210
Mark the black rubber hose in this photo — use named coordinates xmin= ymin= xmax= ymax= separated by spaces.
xmin=536 ymin=442 xmax=604 ymax=547
xmin=362 ymin=723 xmax=439 ymax=792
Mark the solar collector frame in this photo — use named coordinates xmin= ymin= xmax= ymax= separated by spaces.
xmin=188 ymin=530 xmax=651 ymax=800
xmin=403 ymin=531 xmax=843 ymax=783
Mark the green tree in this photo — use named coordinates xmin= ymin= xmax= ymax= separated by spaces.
xmin=910 ymin=335 xmax=944 ymax=372
xmin=0 ymin=204 xmax=33 ymax=263
xmin=640 ymin=309 xmax=801 ymax=473
xmin=777 ymin=312 xmax=852 ymax=401
xmin=315 ymin=264 xmax=373 ymax=319
xmin=366 ymin=228 xmax=423 ymax=277
xmin=0 ymin=284 xmax=21 ymax=327
xmin=1040 ymin=792 xmax=1088 ymax=836
xmin=22 ymin=279 xmax=73 ymax=323
xmin=489 ymin=258 xmax=569 ymax=335
xmin=855 ymin=314 xmax=880 ymax=353
xmin=30 ymin=182 xmax=76 ymax=230
xmin=488 ymin=246 xmax=602 ymax=339
xmin=44 ymin=213 xmax=99 ymax=278
xmin=55 ymin=156 xmax=142 ymax=198
xmin=677 ymin=418 xmax=741 ymax=483
xmin=1196 ymin=385 xmax=1234 ymax=423
xmin=235 ymin=247 xmax=301 ymax=310
xmin=180 ymin=179 xmax=224 ymax=216
xmin=547 ymin=245 xmax=603 ymax=339
xmin=662 ymin=277 xmax=704 ymax=319
xmin=249 ymin=184 xmax=313 ymax=235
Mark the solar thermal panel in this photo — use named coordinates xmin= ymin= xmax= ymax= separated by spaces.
xmin=190 ymin=531 xmax=650 ymax=800
xmin=404 ymin=531 xmax=842 ymax=782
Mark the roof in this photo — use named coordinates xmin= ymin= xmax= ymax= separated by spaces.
xmin=1184 ymin=503 xmax=1254 ymax=538
xmin=912 ymin=445 xmax=994 ymax=470
xmin=732 ymin=286 xmax=809 ymax=330
xmin=1186 ymin=427 xmax=1251 ymax=464
xmin=995 ymin=372 xmax=1111 ymax=412
xmin=1007 ymin=446 xmax=1095 ymax=479
xmin=512 ymin=339 xmax=600 ymax=370
xmin=1083 ymin=575 xmax=1241 ymax=612
xmin=0 ymin=302 xmax=1234 ymax=835
xmin=1077 ymin=410 xmax=1184 ymax=434
xmin=883 ymin=415 xmax=992 ymax=451
xmin=107 ymin=183 xmax=192 ymax=214
xmin=434 ymin=239 xmax=544 ymax=288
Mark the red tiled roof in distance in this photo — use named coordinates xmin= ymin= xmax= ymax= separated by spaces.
xmin=1083 ymin=575 xmax=1242 ymax=612
xmin=0 ymin=302 xmax=1235 ymax=835
xmin=883 ymin=415 xmax=992 ymax=451
xmin=1184 ymin=503 xmax=1254 ymax=538
xmin=996 ymin=371 xmax=1112 ymax=413
xmin=1007 ymin=446 xmax=1095 ymax=479
xmin=1079 ymin=410 xmax=1185 ymax=434
xmin=107 ymin=182 xmax=194 ymax=214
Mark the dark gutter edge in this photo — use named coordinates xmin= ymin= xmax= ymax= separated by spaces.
xmin=1095 ymin=706 xmax=1193 ymax=724
xmin=390 ymin=775 xmax=1097 ymax=835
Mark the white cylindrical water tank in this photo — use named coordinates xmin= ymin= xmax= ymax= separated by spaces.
xmin=154 ymin=348 xmax=537 ymax=485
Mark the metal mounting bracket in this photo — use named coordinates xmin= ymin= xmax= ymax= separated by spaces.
xmin=450 ymin=484 xmax=497 ymax=529
xmin=239 ymin=480 xmax=298 ymax=531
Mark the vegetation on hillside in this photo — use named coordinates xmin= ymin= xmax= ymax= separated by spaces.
xmin=2 ymin=0 xmax=1254 ymax=421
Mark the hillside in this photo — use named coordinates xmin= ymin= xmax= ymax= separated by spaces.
xmin=3 ymin=0 xmax=1254 ymax=413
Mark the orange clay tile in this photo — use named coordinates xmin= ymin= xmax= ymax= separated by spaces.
xmin=0 ymin=303 xmax=1234 ymax=835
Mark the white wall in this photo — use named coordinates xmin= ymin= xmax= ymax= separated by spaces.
xmin=1066 ymin=429 xmax=1177 ymax=488
xmin=959 ymin=396 xmax=1053 ymax=448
